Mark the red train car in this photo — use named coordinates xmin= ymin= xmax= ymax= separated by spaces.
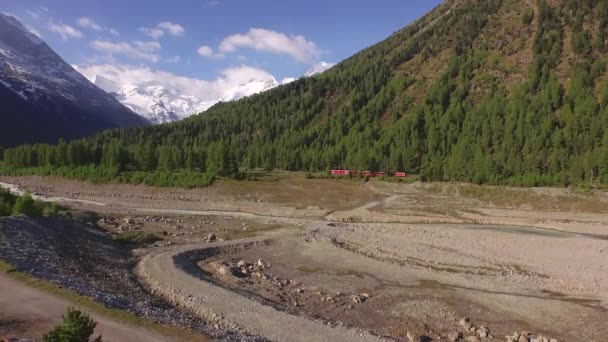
xmin=332 ymin=169 xmax=408 ymax=177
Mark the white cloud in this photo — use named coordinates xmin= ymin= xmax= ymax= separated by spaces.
xmin=140 ymin=21 xmax=185 ymax=39
xmin=77 ymin=17 xmax=119 ymax=36
xmin=77 ymin=17 xmax=101 ymax=31
xmin=75 ymin=64 xmax=278 ymax=100
xmin=26 ymin=10 xmax=40 ymax=20
xmin=157 ymin=21 xmax=184 ymax=36
xmin=133 ymin=40 xmax=162 ymax=52
xmin=139 ymin=27 xmax=164 ymax=39
xmin=305 ymin=61 xmax=336 ymax=76
xmin=197 ymin=45 xmax=222 ymax=58
xmin=49 ymin=23 xmax=83 ymax=41
xmin=216 ymin=28 xmax=320 ymax=63
xmin=90 ymin=40 xmax=161 ymax=62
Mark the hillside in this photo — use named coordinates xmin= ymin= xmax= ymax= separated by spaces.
xmin=0 ymin=14 xmax=148 ymax=147
xmin=3 ymin=0 xmax=608 ymax=186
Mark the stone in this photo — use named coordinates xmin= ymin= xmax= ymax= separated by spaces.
xmin=459 ymin=317 xmax=470 ymax=326
xmin=124 ymin=217 xmax=135 ymax=224
xmin=218 ymin=265 xmax=236 ymax=276
xmin=465 ymin=336 xmax=480 ymax=342
xmin=237 ymin=260 xmax=246 ymax=267
xmin=206 ymin=233 xmax=216 ymax=242
xmin=256 ymin=259 xmax=265 ymax=267
xmin=406 ymin=331 xmax=416 ymax=342
xmin=447 ymin=332 xmax=462 ymax=341
xmin=519 ymin=336 xmax=529 ymax=342
xmin=352 ymin=295 xmax=365 ymax=303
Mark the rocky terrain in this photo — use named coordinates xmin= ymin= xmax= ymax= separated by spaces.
xmin=1 ymin=176 xmax=607 ymax=341
xmin=0 ymin=216 xmax=263 ymax=341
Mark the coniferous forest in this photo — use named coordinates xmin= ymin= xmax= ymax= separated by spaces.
xmin=3 ymin=0 xmax=608 ymax=187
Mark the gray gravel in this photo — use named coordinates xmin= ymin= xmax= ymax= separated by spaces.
xmin=0 ymin=216 xmax=264 ymax=341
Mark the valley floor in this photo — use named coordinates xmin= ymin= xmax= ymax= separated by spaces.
xmin=1 ymin=174 xmax=607 ymax=341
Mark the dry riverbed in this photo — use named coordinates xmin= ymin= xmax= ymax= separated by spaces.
xmin=1 ymin=175 xmax=607 ymax=341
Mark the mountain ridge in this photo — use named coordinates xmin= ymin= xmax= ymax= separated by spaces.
xmin=4 ymin=0 xmax=608 ymax=186
xmin=0 ymin=13 xmax=147 ymax=147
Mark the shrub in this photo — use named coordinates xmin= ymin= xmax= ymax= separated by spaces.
xmin=12 ymin=194 xmax=40 ymax=217
xmin=43 ymin=308 xmax=102 ymax=342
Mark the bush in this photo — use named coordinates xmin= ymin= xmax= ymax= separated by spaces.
xmin=12 ymin=194 xmax=40 ymax=216
xmin=0 ymin=189 xmax=62 ymax=217
xmin=43 ymin=308 xmax=102 ymax=342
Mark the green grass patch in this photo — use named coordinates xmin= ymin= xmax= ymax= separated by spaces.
xmin=0 ymin=164 xmax=215 ymax=189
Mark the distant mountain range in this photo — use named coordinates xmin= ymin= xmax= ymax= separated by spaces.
xmin=90 ymin=74 xmax=295 ymax=124
xmin=0 ymin=13 xmax=147 ymax=147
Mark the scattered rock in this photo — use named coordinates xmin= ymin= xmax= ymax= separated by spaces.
xmin=217 ymin=265 xmax=236 ymax=276
xmin=351 ymin=294 xmax=367 ymax=303
xmin=448 ymin=332 xmax=462 ymax=341
xmin=205 ymin=233 xmax=216 ymax=243
xmin=459 ymin=317 xmax=470 ymax=326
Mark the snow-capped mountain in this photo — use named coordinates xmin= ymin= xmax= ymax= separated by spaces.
xmin=0 ymin=13 xmax=147 ymax=146
xmin=90 ymin=74 xmax=296 ymax=124
xmin=92 ymin=75 xmax=210 ymax=124
xmin=219 ymin=77 xmax=294 ymax=102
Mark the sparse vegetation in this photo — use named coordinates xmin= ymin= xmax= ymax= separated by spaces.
xmin=0 ymin=189 xmax=61 ymax=217
xmin=43 ymin=308 xmax=102 ymax=342
xmin=114 ymin=230 xmax=159 ymax=245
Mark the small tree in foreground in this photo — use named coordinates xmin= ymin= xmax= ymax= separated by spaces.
xmin=43 ymin=308 xmax=102 ymax=342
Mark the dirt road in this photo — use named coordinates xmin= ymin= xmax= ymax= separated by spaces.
xmin=0 ymin=272 xmax=175 ymax=342
xmin=137 ymin=235 xmax=384 ymax=342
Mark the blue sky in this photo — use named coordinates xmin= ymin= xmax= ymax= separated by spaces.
xmin=2 ymin=0 xmax=442 ymax=99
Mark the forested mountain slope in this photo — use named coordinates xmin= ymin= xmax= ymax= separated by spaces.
xmin=4 ymin=0 xmax=608 ymax=186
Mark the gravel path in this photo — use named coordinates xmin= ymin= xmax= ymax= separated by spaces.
xmin=137 ymin=237 xmax=385 ymax=342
